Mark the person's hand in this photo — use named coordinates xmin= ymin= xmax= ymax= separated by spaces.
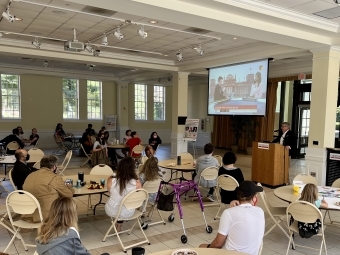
xmin=285 ymin=146 xmax=291 ymax=150
xmin=66 ymin=183 xmax=73 ymax=188
xmin=229 ymin=200 xmax=240 ymax=207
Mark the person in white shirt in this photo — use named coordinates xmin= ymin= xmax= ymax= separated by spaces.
xmin=200 ymin=180 xmax=265 ymax=255
xmin=121 ymin=129 xmax=132 ymax=157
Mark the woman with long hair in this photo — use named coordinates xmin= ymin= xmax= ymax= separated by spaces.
xmin=139 ymin=157 xmax=163 ymax=203
xmin=148 ymin=132 xmax=162 ymax=151
xmin=91 ymin=131 xmax=109 ymax=166
xmin=36 ymin=197 xmax=90 ymax=255
xmin=105 ymin=157 xmax=142 ymax=231
xmin=250 ymin=72 xmax=263 ymax=99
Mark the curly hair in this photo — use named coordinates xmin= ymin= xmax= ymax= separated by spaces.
xmin=139 ymin=157 xmax=159 ymax=181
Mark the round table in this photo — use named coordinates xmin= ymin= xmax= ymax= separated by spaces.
xmin=158 ymin=159 xmax=195 ymax=172
xmin=107 ymin=144 xmax=126 ymax=149
xmin=148 ymin=248 xmax=248 ymax=255
xmin=0 ymin=155 xmax=39 ymax=177
xmin=274 ymin=185 xmax=300 ymax=203
xmin=63 ymin=174 xmax=110 ymax=215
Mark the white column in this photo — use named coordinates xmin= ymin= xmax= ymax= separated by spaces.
xmin=116 ymin=81 xmax=129 ymax=141
xmin=305 ymin=48 xmax=340 ymax=185
xmin=171 ymin=72 xmax=190 ymax=158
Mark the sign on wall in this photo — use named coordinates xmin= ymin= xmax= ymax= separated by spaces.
xmin=105 ymin=115 xmax=117 ymax=132
xmin=183 ymin=119 xmax=199 ymax=141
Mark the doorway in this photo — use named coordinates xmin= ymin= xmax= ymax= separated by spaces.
xmin=297 ymin=105 xmax=310 ymax=156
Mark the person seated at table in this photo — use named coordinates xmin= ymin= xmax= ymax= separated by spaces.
xmin=25 ymin=128 xmax=40 ymax=149
xmin=139 ymin=157 xmax=163 ymax=204
xmin=87 ymin=123 xmax=96 ymax=136
xmin=199 ymin=180 xmax=264 ymax=255
xmin=193 ymin=143 xmax=220 ymax=202
xmin=148 ymin=132 xmax=162 ymax=151
xmin=218 ymin=152 xmax=244 ymax=205
xmin=36 ymin=197 xmax=109 ymax=255
xmin=81 ymin=128 xmax=93 ymax=154
xmin=101 ymin=126 xmax=106 ymax=132
xmin=23 ymin=155 xmax=74 ymax=222
xmin=12 ymin=149 xmax=37 ymax=190
xmin=91 ymin=131 xmax=109 ymax=166
xmin=296 ymin=183 xmax=328 ymax=238
xmin=125 ymin=131 xmax=142 ymax=157
xmin=121 ymin=129 xmax=132 ymax=157
xmin=105 ymin=157 xmax=142 ymax=232
xmin=145 ymin=145 xmax=154 ymax=158
xmin=17 ymin=126 xmax=25 ymax=141
xmin=55 ymin=123 xmax=72 ymax=150
xmin=0 ymin=128 xmax=25 ymax=154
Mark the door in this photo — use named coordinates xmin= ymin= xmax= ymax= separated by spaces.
xmin=297 ymin=105 xmax=310 ymax=157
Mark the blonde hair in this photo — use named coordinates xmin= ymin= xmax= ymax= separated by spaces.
xmin=299 ymin=183 xmax=318 ymax=204
xmin=139 ymin=157 xmax=159 ymax=182
xmin=36 ymin=197 xmax=78 ymax=244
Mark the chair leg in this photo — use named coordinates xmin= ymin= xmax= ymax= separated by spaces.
xmin=103 ymin=220 xmax=115 ymax=242
xmin=285 ymin=233 xmax=293 ymax=255
xmin=114 ymin=224 xmax=127 ymax=252
xmin=137 ymin=217 xmax=150 ymax=244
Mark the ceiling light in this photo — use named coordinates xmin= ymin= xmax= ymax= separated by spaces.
xmin=102 ymin=34 xmax=108 ymax=46
xmin=32 ymin=38 xmax=41 ymax=49
xmin=43 ymin=61 xmax=49 ymax=67
xmin=137 ymin=26 xmax=147 ymax=39
xmin=88 ymin=65 xmax=94 ymax=72
xmin=0 ymin=33 xmax=2 ymax=37
xmin=193 ymin=45 xmax=204 ymax=56
xmin=85 ymin=42 xmax=93 ymax=53
xmin=233 ymin=37 xmax=238 ymax=40
xmin=176 ymin=51 xmax=183 ymax=61
xmin=148 ymin=20 xmax=158 ymax=24
xmin=2 ymin=10 xmax=15 ymax=23
xmin=113 ymin=29 xmax=124 ymax=40
xmin=93 ymin=48 xmax=100 ymax=57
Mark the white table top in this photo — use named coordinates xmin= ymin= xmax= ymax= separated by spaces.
xmin=274 ymin=185 xmax=340 ymax=210
xmin=107 ymin=144 xmax=126 ymax=149
xmin=158 ymin=159 xmax=195 ymax=172
xmin=0 ymin=155 xmax=38 ymax=164
xmin=148 ymin=248 xmax=248 ymax=255
xmin=62 ymin=175 xmax=109 ymax=196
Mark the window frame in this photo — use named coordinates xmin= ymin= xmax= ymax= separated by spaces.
xmin=153 ymin=85 xmax=166 ymax=121
xmin=0 ymin=73 xmax=21 ymax=119
xmin=62 ymin=78 xmax=79 ymax=119
xmin=134 ymin=84 xmax=147 ymax=120
xmin=87 ymin=80 xmax=102 ymax=120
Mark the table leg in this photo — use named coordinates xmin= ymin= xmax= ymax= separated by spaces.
xmin=93 ymin=193 xmax=109 ymax=215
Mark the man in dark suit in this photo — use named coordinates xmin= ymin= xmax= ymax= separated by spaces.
xmin=272 ymin=122 xmax=294 ymax=156
xmin=12 ymin=149 xmax=37 ymax=190
xmin=0 ymin=128 xmax=25 ymax=154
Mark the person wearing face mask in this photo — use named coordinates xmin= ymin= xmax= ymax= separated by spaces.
xmin=12 ymin=149 xmax=37 ymax=190
xmin=91 ymin=131 xmax=110 ymax=166
xmin=199 ymin=181 xmax=264 ymax=255
xmin=148 ymin=132 xmax=162 ymax=151
xmin=23 ymin=155 xmax=74 ymax=222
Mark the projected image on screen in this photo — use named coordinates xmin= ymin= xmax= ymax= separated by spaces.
xmin=208 ymin=59 xmax=269 ymax=116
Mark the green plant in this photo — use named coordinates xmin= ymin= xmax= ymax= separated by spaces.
xmin=243 ymin=116 xmax=259 ymax=147
xmin=231 ymin=116 xmax=246 ymax=145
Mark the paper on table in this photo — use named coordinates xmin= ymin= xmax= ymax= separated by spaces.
xmin=167 ymin=163 xmax=176 ymax=167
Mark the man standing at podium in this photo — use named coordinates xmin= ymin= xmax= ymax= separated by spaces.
xmin=272 ymin=122 xmax=294 ymax=156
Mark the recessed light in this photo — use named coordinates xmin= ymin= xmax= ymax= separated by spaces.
xmin=148 ymin=20 xmax=158 ymax=24
xmin=52 ymin=10 xmax=67 ymax=15
xmin=15 ymin=17 xmax=23 ymax=21
xmin=233 ymin=37 xmax=238 ymax=40
xmin=4 ymin=32 xmax=11 ymax=35
xmin=164 ymin=54 xmax=169 ymax=56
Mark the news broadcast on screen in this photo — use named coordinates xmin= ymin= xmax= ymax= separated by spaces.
xmin=208 ymin=59 xmax=269 ymax=116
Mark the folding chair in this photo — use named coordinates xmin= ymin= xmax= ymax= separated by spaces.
xmin=57 ymin=150 xmax=72 ymax=175
xmin=131 ymin=145 xmax=145 ymax=167
xmin=141 ymin=179 xmax=166 ymax=229
xmin=0 ymin=204 xmax=16 ymax=236
xmin=33 ymin=138 xmax=39 ymax=148
xmin=214 ymin=174 xmax=239 ymax=219
xmin=4 ymin=190 xmax=43 ymax=253
xmin=141 ymin=156 xmax=148 ymax=164
xmin=179 ymin=152 xmax=193 ymax=160
xmin=80 ymin=144 xmax=92 ymax=167
xmin=257 ymin=183 xmax=289 ymax=238
xmin=192 ymin=166 xmax=219 ymax=207
xmin=293 ymin=174 xmax=317 ymax=185
xmin=285 ymin=201 xmax=326 ymax=255
xmin=103 ymin=189 xmax=150 ymax=252
xmin=33 ymin=161 xmax=40 ymax=169
xmin=27 ymin=148 xmax=44 ymax=163
xmin=52 ymin=135 xmax=68 ymax=155
xmin=324 ymin=178 xmax=340 ymax=225
xmin=214 ymin=155 xmax=223 ymax=167
xmin=8 ymin=168 xmax=17 ymax=190
xmin=6 ymin=141 xmax=20 ymax=155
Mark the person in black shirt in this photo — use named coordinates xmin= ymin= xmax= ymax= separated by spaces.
xmin=148 ymin=132 xmax=162 ymax=151
xmin=0 ymin=128 xmax=25 ymax=154
xmin=28 ymin=128 xmax=40 ymax=146
xmin=218 ymin=152 xmax=244 ymax=204
xmin=12 ymin=149 xmax=37 ymax=189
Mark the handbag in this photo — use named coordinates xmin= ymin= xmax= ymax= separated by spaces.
xmin=157 ymin=191 xmax=174 ymax=211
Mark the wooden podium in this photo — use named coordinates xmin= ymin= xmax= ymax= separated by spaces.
xmin=251 ymin=142 xmax=289 ymax=187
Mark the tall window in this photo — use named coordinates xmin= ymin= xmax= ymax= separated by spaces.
xmin=135 ymin=84 xmax=147 ymax=120
xmin=87 ymin=80 xmax=102 ymax=119
xmin=62 ymin=78 xmax=78 ymax=119
xmin=1 ymin=74 xmax=20 ymax=119
xmin=154 ymin=85 xmax=165 ymax=120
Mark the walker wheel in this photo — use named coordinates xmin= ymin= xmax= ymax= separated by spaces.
xmin=206 ymin=226 xmax=213 ymax=233
xmin=181 ymin=235 xmax=187 ymax=244
xmin=141 ymin=222 xmax=148 ymax=230
xmin=168 ymin=214 xmax=174 ymax=222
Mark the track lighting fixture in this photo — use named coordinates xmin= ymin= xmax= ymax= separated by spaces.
xmin=193 ymin=45 xmax=204 ymax=56
xmin=137 ymin=26 xmax=147 ymax=39
xmin=102 ymin=34 xmax=108 ymax=46
xmin=158 ymin=78 xmax=161 ymax=82
xmin=32 ymin=38 xmax=41 ymax=49
xmin=43 ymin=61 xmax=49 ymax=67
xmin=2 ymin=6 xmax=22 ymax=22
xmin=93 ymin=48 xmax=100 ymax=57
xmin=88 ymin=65 xmax=94 ymax=72
xmin=176 ymin=51 xmax=183 ymax=61
xmin=85 ymin=42 xmax=93 ymax=53
xmin=114 ymin=29 xmax=124 ymax=40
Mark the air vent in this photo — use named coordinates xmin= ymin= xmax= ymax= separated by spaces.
xmin=314 ymin=7 xmax=340 ymax=19
xmin=124 ymin=50 xmax=142 ymax=54
xmin=183 ymin=27 xmax=212 ymax=34
xmin=19 ymin=57 xmax=34 ymax=61
xmin=82 ymin=6 xmax=117 ymax=17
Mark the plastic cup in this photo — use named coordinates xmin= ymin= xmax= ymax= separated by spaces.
xmin=78 ymin=172 xmax=84 ymax=182
xmin=293 ymin=185 xmax=299 ymax=195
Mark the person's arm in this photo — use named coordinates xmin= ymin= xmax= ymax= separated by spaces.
xmin=229 ymin=200 xmax=240 ymax=207
xmin=148 ymin=138 xmax=153 ymax=145
xmin=320 ymin=199 xmax=328 ymax=208
xmin=107 ymin=176 xmax=113 ymax=194
xmin=136 ymin=179 xmax=142 ymax=189
xmin=53 ymin=176 xmax=74 ymax=197
xmin=125 ymin=140 xmax=130 ymax=148
xmin=92 ymin=141 xmax=103 ymax=152
xmin=199 ymin=233 xmax=227 ymax=248
xmin=237 ymin=168 xmax=245 ymax=183
xmin=139 ymin=138 xmax=143 ymax=145
xmin=158 ymin=137 xmax=162 ymax=144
